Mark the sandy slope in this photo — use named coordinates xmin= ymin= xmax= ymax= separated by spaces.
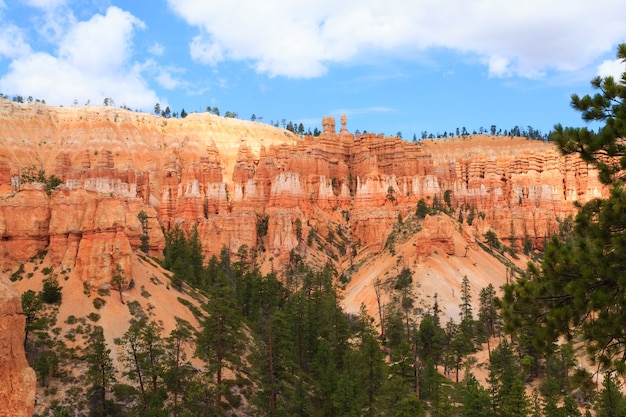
xmin=342 ymin=213 xmax=528 ymax=327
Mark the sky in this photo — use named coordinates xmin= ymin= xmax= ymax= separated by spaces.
xmin=1 ymin=0 xmax=625 ymax=139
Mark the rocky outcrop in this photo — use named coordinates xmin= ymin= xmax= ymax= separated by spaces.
xmin=0 ymin=100 xmax=606 ymax=278
xmin=0 ymin=276 xmax=36 ymax=417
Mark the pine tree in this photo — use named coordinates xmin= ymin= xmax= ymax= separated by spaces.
xmin=110 ymin=264 xmax=127 ymax=304
xmin=196 ymin=269 xmax=244 ymax=412
xmin=594 ymin=372 xmax=626 ymax=417
xmin=478 ymin=284 xmax=498 ymax=354
xmin=488 ymin=339 xmax=529 ymax=417
xmin=137 ymin=210 xmax=150 ymax=254
xmin=163 ymin=321 xmax=195 ymax=417
xmin=502 ymin=44 xmax=626 ymax=373
xmin=21 ymin=289 xmax=43 ymax=345
xmin=461 ymin=372 xmax=491 ymax=417
xmin=86 ymin=327 xmax=116 ymax=417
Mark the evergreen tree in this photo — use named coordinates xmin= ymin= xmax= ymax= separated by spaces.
xmin=110 ymin=264 xmax=127 ymax=304
xmin=162 ymin=226 xmax=205 ymax=288
xmin=488 ymin=340 xmax=529 ymax=417
xmin=196 ymin=269 xmax=244 ymax=412
xmin=86 ymin=327 xmax=116 ymax=417
xmin=21 ymin=289 xmax=44 ymax=345
xmin=356 ymin=309 xmax=385 ymax=416
xmin=594 ymin=372 xmax=626 ymax=417
xmin=478 ymin=284 xmax=498 ymax=350
xmin=163 ymin=321 xmax=195 ymax=417
xmin=117 ymin=320 xmax=149 ymax=408
xmin=461 ymin=372 xmax=491 ymax=417
xmin=137 ymin=210 xmax=150 ymax=254
xmin=40 ymin=275 xmax=62 ymax=304
xmin=417 ymin=313 xmax=446 ymax=366
xmin=502 ymin=44 xmax=626 ymax=373
xmin=416 ymin=199 xmax=429 ymax=218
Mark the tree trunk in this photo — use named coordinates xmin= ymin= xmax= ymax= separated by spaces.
xmin=131 ymin=341 xmax=147 ymax=407
xmin=216 ymin=316 xmax=223 ymax=411
xmin=173 ymin=338 xmax=181 ymax=417
xmin=268 ymin=318 xmax=276 ymax=414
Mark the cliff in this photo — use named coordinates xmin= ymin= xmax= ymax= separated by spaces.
xmin=0 ymin=99 xmax=605 ymax=287
xmin=0 ymin=275 xmax=36 ymax=417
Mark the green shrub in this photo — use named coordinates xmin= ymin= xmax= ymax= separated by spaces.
xmin=140 ymin=285 xmax=151 ymax=298
xmin=41 ymin=276 xmax=62 ymax=304
xmin=82 ymin=281 xmax=91 ymax=296
xmin=97 ymin=288 xmax=110 ymax=297
xmin=10 ymin=264 xmax=24 ymax=282
xmin=87 ymin=312 xmax=100 ymax=322
xmin=92 ymin=298 xmax=106 ymax=309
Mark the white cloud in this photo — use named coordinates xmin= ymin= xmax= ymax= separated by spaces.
xmin=23 ymin=0 xmax=67 ymax=10
xmin=148 ymin=42 xmax=164 ymax=56
xmin=190 ymin=35 xmax=224 ymax=67
xmin=0 ymin=6 xmax=161 ymax=109
xmin=155 ymin=66 xmax=186 ymax=90
xmin=167 ymin=0 xmax=626 ymax=79
xmin=487 ymin=55 xmax=512 ymax=78
xmin=59 ymin=7 xmax=145 ymax=75
xmin=597 ymin=59 xmax=626 ymax=82
xmin=0 ymin=24 xmax=30 ymax=59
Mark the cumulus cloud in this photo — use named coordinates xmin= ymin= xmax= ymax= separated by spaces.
xmin=0 ymin=24 xmax=30 ymax=59
xmin=167 ymin=0 xmax=626 ymax=79
xmin=155 ymin=66 xmax=187 ymax=90
xmin=0 ymin=6 xmax=161 ymax=109
xmin=597 ymin=59 xmax=626 ymax=82
xmin=148 ymin=42 xmax=164 ymax=56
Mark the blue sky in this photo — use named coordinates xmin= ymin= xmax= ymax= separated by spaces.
xmin=1 ymin=0 xmax=625 ymax=138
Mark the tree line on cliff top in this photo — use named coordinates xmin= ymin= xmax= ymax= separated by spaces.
xmin=3 ymin=92 xmax=549 ymax=142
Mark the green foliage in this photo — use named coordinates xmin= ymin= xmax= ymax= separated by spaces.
xmin=500 ymin=45 xmax=626 ymax=374
xmin=86 ymin=327 xmax=115 ymax=417
xmin=416 ymin=198 xmax=429 ymax=218
xmin=467 ymin=205 xmax=476 ymax=226
xmin=488 ymin=340 xmax=530 ymax=417
xmin=92 ymin=297 xmax=106 ymax=310
xmin=41 ymin=275 xmax=62 ymax=304
xmin=35 ymin=350 xmax=59 ymax=387
xmin=196 ymin=263 xmax=245 ymax=412
xmin=22 ymin=289 xmax=44 ymax=344
xmin=162 ymin=225 xmax=205 ymax=288
xmin=485 ymin=229 xmax=501 ymax=250
xmin=20 ymin=165 xmax=62 ymax=195
xmin=116 ymin=319 xmax=166 ymax=412
xmin=137 ymin=210 xmax=150 ymax=254
xmin=11 ymin=263 xmax=24 ymax=281
xmin=294 ymin=217 xmax=303 ymax=242
xmin=462 ymin=372 xmax=491 ymax=417
xmin=594 ymin=372 xmax=626 ymax=417
xmin=443 ymin=189 xmax=453 ymax=211
xmin=478 ymin=284 xmax=498 ymax=340
xmin=110 ymin=265 xmax=127 ymax=305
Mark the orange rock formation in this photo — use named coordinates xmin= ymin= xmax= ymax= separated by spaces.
xmin=0 ymin=275 xmax=36 ymax=417
xmin=0 ymin=100 xmax=605 ymax=287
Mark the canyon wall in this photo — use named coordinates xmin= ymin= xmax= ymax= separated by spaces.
xmin=0 ymin=99 xmax=605 ymax=285
xmin=0 ymin=275 xmax=36 ymax=417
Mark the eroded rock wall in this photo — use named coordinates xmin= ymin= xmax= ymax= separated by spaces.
xmin=0 ymin=276 xmax=36 ymax=417
xmin=0 ymin=100 xmax=605 ymax=280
